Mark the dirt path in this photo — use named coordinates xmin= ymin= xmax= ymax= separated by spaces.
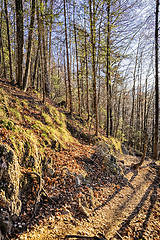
xmin=17 ymin=155 xmax=160 ymax=240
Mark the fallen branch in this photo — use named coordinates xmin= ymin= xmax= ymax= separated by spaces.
xmin=65 ymin=235 xmax=106 ymax=240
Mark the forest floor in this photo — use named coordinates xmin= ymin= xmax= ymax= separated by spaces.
xmin=15 ymin=154 xmax=160 ymax=240
xmin=0 ymin=79 xmax=160 ymax=240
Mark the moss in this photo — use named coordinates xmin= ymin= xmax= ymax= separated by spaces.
xmin=109 ymin=137 xmax=122 ymax=154
xmin=0 ymin=119 xmax=15 ymax=130
xmin=0 ymin=106 xmax=7 ymax=118
xmin=9 ymin=107 xmax=22 ymax=122
xmin=0 ymin=89 xmax=7 ymax=103
xmin=24 ymin=115 xmax=35 ymax=125
xmin=21 ymin=100 xmax=29 ymax=109
xmin=34 ymin=104 xmax=41 ymax=111
xmin=15 ymin=99 xmax=22 ymax=109
xmin=42 ymin=112 xmax=53 ymax=126
xmin=10 ymin=135 xmax=24 ymax=156
xmin=48 ymin=105 xmax=65 ymax=127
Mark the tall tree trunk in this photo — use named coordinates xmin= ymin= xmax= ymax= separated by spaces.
xmin=129 ymin=43 xmax=139 ymax=146
xmin=74 ymin=4 xmax=80 ymax=116
xmin=48 ymin=0 xmax=53 ymax=85
xmin=154 ymin=0 xmax=159 ymax=160
xmin=0 ymin=10 xmax=6 ymax=78
xmin=23 ymin=0 xmax=35 ymax=91
xmin=32 ymin=47 xmax=39 ymax=88
xmin=64 ymin=51 xmax=68 ymax=107
xmin=106 ymin=0 xmax=110 ymax=138
xmin=84 ymin=16 xmax=90 ymax=121
xmin=115 ymin=93 xmax=121 ymax=138
xmin=64 ymin=0 xmax=72 ymax=114
xmin=13 ymin=10 xmax=18 ymax=81
xmin=37 ymin=1 xmax=44 ymax=102
xmin=4 ymin=0 xmax=13 ymax=83
xmin=0 ymin=9 xmax=2 ymax=76
xmin=121 ymin=92 xmax=125 ymax=141
xmin=15 ymin=0 xmax=24 ymax=88
xmin=80 ymin=58 xmax=85 ymax=114
xmin=89 ymin=0 xmax=98 ymax=135
xmin=40 ymin=1 xmax=50 ymax=96
xmin=97 ymin=19 xmax=102 ymax=106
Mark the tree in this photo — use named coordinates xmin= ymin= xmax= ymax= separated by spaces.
xmin=4 ymin=0 xmax=13 ymax=83
xmin=15 ymin=0 xmax=24 ymax=88
xmin=73 ymin=3 xmax=81 ymax=116
xmin=64 ymin=0 xmax=72 ymax=114
xmin=154 ymin=0 xmax=159 ymax=160
xmin=89 ymin=0 xmax=98 ymax=135
xmin=0 ymin=9 xmax=2 ymax=76
xmin=23 ymin=0 xmax=35 ymax=91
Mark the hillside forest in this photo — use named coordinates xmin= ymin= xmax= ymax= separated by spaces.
xmin=0 ymin=0 xmax=160 ymax=239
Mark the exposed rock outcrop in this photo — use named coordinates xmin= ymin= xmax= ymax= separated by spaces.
xmin=0 ymin=144 xmax=22 ymax=238
xmin=93 ymin=142 xmax=123 ymax=179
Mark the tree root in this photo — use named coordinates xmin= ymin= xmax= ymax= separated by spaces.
xmin=21 ymin=169 xmax=55 ymax=227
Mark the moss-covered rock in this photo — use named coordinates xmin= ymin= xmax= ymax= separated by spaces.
xmin=0 ymin=144 xmax=22 ymax=217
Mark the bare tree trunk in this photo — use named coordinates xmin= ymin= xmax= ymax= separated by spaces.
xmin=129 ymin=42 xmax=139 ymax=146
xmin=73 ymin=4 xmax=80 ymax=116
xmin=80 ymin=58 xmax=85 ymax=114
xmin=32 ymin=47 xmax=39 ymax=88
xmin=36 ymin=1 xmax=44 ymax=102
xmin=106 ymin=0 xmax=110 ymax=138
xmin=48 ymin=0 xmax=53 ymax=85
xmin=40 ymin=2 xmax=50 ymax=96
xmin=13 ymin=10 xmax=18 ymax=81
xmin=15 ymin=0 xmax=24 ymax=88
xmin=115 ymin=93 xmax=121 ymax=138
xmin=4 ymin=0 xmax=13 ymax=83
xmin=1 ymin=43 xmax=6 ymax=78
xmin=23 ymin=0 xmax=35 ymax=91
xmin=64 ymin=51 xmax=68 ymax=107
xmin=0 ymin=9 xmax=2 ymax=76
xmin=64 ymin=0 xmax=72 ymax=114
xmin=89 ymin=0 xmax=98 ymax=135
xmin=154 ymin=0 xmax=159 ymax=160
xmin=84 ymin=16 xmax=90 ymax=121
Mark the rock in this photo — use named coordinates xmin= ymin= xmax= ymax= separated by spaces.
xmin=47 ymin=167 xmax=55 ymax=178
xmin=101 ymin=153 xmax=123 ymax=178
xmin=78 ymin=196 xmax=90 ymax=217
xmin=75 ymin=174 xmax=87 ymax=186
xmin=0 ymin=210 xmax=12 ymax=239
xmin=87 ymin=188 xmax=95 ymax=207
xmin=121 ymin=144 xmax=129 ymax=155
xmin=0 ymin=190 xmax=10 ymax=210
xmin=79 ymin=205 xmax=90 ymax=218
xmin=75 ymin=175 xmax=81 ymax=186
xmin=0 ymin=144 xmax=22 ymax=238
xmin=61 ymin=167 xmax=71 ymax=177
xmin=110 ymin=154 xmax=117 ymax=164
xmin=0 ymin=230 xmax=3 ymax=240
xmin=0 ymin=145 xmax=21 ymax=216
xmin=95 ymin=143 xmax=110 ymax=159
xmin=61 ymin=208 xmax=70 ymax=215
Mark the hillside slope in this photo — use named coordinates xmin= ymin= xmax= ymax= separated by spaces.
xmin=0 ymin=79 xmax=160 ymax=240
